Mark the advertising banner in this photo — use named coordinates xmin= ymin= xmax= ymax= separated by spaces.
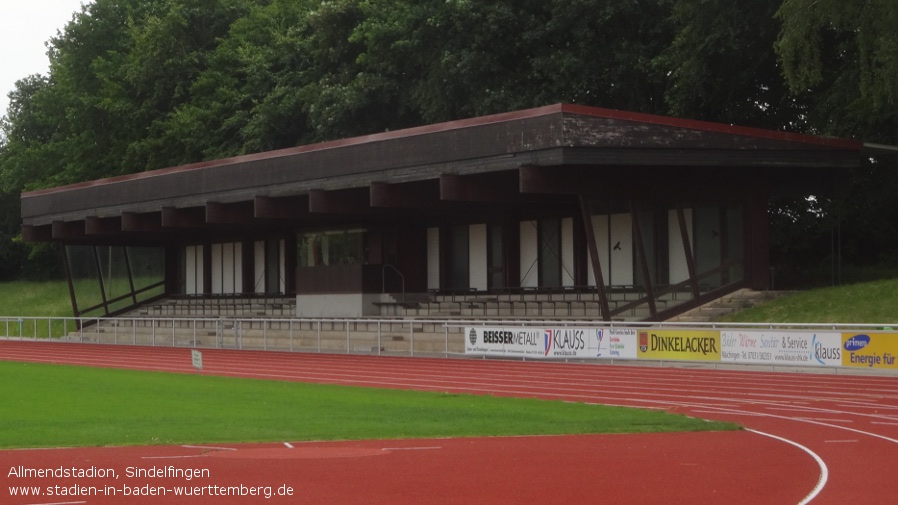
xmin=720 ymin=330 xmax=842 ymax=367
xmin=464 ymin=327 xmax=637 ymax=359
xmin=637 ymin=329 xmax=721 ymax=361
xmin=465 ymin=325 xmax=894 ymax=370
xmin=842 ymin=332 xmax=898 ymax=369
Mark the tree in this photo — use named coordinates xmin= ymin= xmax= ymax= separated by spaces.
xmin=775 ymin=0 xmax=898 ymax=142
xmin=774 ymin=0 xmax=898 ymax=286
xmin=659 ymin=0 xmax=803 ymax=130
xmin=353 ymin=0 xmax=674 ymax=123
xmin=2 ymin=0 xmax=897 ymax=286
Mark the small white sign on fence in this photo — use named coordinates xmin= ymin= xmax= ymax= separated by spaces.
xmin=191 ymin=349 xmax=203 ymax=371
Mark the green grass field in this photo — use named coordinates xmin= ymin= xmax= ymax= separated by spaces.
xmin=720 ymin=278 xmax=898 ymax=324
xmin=2 ymin=277 xmax=894 ymax=450
xmin=0 ymin=361 xmax=738 ymax=449
xmin=0 ymin=280 xmax=72 ymax=318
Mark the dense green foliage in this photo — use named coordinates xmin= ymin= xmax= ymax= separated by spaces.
xmin=0 ymin=361 xmax=736 ymax=448
xmin=1 ymin=0 xmax=896 ymax=285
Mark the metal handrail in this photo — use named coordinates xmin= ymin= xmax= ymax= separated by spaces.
xmin=2 ymin=315 xmax=896 ymax=339
xmin=2 ymin=315 xmax=897 ymax=374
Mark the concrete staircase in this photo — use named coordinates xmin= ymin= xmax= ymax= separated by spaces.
xmin=375 ymin=289 xmax=694 ymax=321
xmin=666 ymin=289 xmax=793 ymax=323
xmin=136 ymin=296 xmax=296 ymax=318
xmin=64 ymin=290 xmax=786 ymax=354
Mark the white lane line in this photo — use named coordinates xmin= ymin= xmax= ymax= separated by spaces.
xmin=142 ymin=455 xmax=206 ymax=459
xmin=284 ymin=442 xmax=294 ymax=449
xmin=746 ymin=429 xmax=827 ymax=505
xmin=796 ymin=418 xmax=853 ymax=424
xmin=690 ymin=409 xmax=765 ymax=417
xmin=871 ymin=421 xmax=898 ymax=426
xmin=181 ymin=445 xmax=237 ymax=451
xmin=765 ymin=406 xmax=820 ymax=413
xmin=824 ymin=440 xmax=859 ymax=443
xmin=381 ymin=446 xmax=442 ymax=451
xmin=678 ymin=402 xmax=898 ymax=447
xmin=836 ymin=404 xmax=898 ymax=411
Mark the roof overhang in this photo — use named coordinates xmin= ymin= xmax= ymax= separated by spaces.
xmin=21 ymin=103 xmax=864 ymax=243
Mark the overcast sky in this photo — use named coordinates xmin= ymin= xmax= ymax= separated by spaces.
xmin=0 ymin=0 xmax=90 ymax=118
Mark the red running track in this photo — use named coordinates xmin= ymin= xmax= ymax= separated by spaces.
xmin=3 ymin=340 xmax=897 ymax=504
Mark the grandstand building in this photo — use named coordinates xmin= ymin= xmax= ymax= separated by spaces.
xmin=20 ymin=104 xmax=864 ymax=321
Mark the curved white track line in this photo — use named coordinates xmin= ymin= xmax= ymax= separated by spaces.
xmin=747 ymin=429 xmax=828 ymax=505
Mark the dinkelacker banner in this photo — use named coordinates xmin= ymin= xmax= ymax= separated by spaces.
xmin=637 ymin=329 xmax=721 ymax=361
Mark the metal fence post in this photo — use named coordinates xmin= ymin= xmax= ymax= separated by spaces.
xmin=377 ymin=321 xmax=382 ymax=356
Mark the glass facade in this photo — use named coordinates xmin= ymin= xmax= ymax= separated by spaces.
xmin=58 ymin=202 xmax=746 ymax=321
xmin=65 ymin=245 xmax=165 ymax=317
xmin=447 ymin=225 xmax=469 ymax=290
xmin=298 ymin=229 xmax=366 ymax=267
xmin=538 ymin=219 xmax=562 ymax=288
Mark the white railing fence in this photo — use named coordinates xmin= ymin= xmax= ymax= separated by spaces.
xmin=1 ymin=316 xmax=895 ymax=362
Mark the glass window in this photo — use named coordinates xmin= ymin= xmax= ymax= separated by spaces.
xmin=66 ymin=245 xmax=165 ymax=316
xmin=298 ymin=229 xmax=366 ymax=267
xmin=129 ymin=246 xmax=166 ymax=302
xmin=694 ymin=205 xmax=744 ymax=290
xmin=488 ymin=224 xmax=505 ymax=290
xmin=448 ymin=225 xmax=469 ymax=290
xmin=66 ymin=245 xmax=104 ymax=316
xmin=539 ymin=219 xmax=561 ymax=288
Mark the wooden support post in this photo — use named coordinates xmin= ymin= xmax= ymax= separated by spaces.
xmin=578 ymin=195 xmax=611 ymax=321
xmin=676 ymin=204 xmax=701 ymax=299
xmin=630 ymin=203 xmax=657 ymax=319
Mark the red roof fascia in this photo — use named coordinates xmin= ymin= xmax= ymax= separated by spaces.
xmin=560 ymin=104 xmax=863 ymax=150
xmin=23 ymin=103 xmax=861 ymax=197
xmin=22 ymin=105 xmax=563 ymax=198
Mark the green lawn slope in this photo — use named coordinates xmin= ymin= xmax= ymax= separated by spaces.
xmin=719 ymin=278 xmax=898 ymax=324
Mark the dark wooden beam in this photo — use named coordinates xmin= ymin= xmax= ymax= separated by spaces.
xmin=440 ymin=173 xmax=523 ymax=202
xmin=578 ymin=195 xmax=610 ymax=321
xmin=676 ymin=204 xmax=701 ymax=299
xmin=52 ymin=220 xmax=86 ymax=240
xmin=206 ymin=201 xmax=255 ymax=225
xmin=521 ymin=164 xmax=762 ymax=201
xmin=22 ymin=224 xmax=53 ymax=242
xmin=519 ymin=165 xmax=581 ymax=195
xmin=161 ymin=206 xmax=205 ymax=228
xmin=630 ymin=203 xmax=657 ymax=318
xmin=85 ymin=216 xmax=122 ymax=236
xmin=122 ymin=212 xmax=162 ymax=232
xmin=254 ymin=195 xmax=310 ymax=220
xmin=308 ymin=188 xmax=370 ymax=214
xmin=370 ymin=180 xmax=441 ymax=208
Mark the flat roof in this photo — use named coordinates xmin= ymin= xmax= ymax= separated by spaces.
xmin=21 ymin=103 xmax=864 ymax=242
